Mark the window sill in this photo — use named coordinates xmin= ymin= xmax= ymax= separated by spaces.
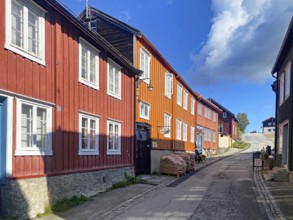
xmin=5 ymin=44 xmax=45 ymax=66
xmin=78 ymin=79 xmax=99 ymax=90
xmin=107 ymin=151 xmax=121 ymax=155
xmin=107 ymin=92 xmax=122 ymax=100
xmin=15 ymin=149 xmax=53 ymax=156
xmin=78 ymin=150 xmax=99 ymax=156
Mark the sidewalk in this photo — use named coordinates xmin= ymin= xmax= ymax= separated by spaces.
xmin=41 ymin=147 xmax=293 ymax=220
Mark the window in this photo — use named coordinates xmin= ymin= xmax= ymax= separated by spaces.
xmin=191 ymin=98 xmax=195 ymax=115
xmin=223 ymin=112 xmax=227 ymax=118
xmin=140 ymin=47 xmax=151 ymax=84
xmin=79 ymin=38 xmax=100 ymax=89
xmin=16 ymin=99 xmax=52 ymax=155
xmin=165 ymin=72 xmax=173 ymax=98
xmin=198 ymin=102 xmax=202 ymax=116
xmin=212 ymin=131 xmax=216 ymax=142
xmin=5 ymin=0 xmax=46 ymax=65
xmin=285 ymin=61 xmax=291 ymax=99
xmin=183 ymin=122 xmax=187 ymax=141
xmin=219 ymin=123 xmax=223 ymax=133
xmin=177 ymin=84 xmax=183 ymax=106
xmin=190 ymin=126 xmax=195 ymax=143
xmin=268 ymin=122 xmax=272 ymax=126
xmin=140 ymin=101 xmax=150 ymax=120
xmin=204 ymin=107 xmax=211 ymax=119
xmin=213 ymin=112 xmax=217 ymax=122
xmin=279 ymin=73 xmax=284 ymax=105
xmin=176 ymin=119 xmax=182 ymax=140
xmin=183 ymin=90 xmax=188 ymax=110
xmin=79 ymin=113 xmax=99 ymax=155
xmin=204 ymin=128 xmax=211 ymax=141
xmin=107 ymin=58 xmax=122 ymax=99
xmin=164 ymin=113 xmax=171 ymax=138
xmin=107 ymin=120 xmax=121 ymax=155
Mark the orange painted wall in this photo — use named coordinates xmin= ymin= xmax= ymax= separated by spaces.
xmin=135 ymin=37 xmax=197 ymax=152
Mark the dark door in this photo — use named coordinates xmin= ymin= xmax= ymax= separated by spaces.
xmin=0 ymin=96 xmax=7 ymax=184
xmin=135 ymin=123 xmax=151 ymax=175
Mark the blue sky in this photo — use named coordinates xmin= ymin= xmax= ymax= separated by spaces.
xmin=59 ymin=0 xmax=293 ymax=132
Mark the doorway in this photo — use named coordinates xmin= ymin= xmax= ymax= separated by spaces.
xmin=0 ymin=96 xmax=7 ymax=184
xmin=135 ymin=123 xmax=151 ymax=175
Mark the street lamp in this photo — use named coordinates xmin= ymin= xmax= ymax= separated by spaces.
xmin=136 ymin=77 xmax=153 ymax=91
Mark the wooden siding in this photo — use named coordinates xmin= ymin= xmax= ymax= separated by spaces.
xmin=197 ymin=103 xmax=219 ymax=150
xmin=135 ymin=38 xmax=197 ymax=153
xmin=0 ymin=2 xmax=135 ymax=178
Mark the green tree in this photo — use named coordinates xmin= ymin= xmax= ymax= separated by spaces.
xmin=237 ymin=113 xmax=249 ymax=132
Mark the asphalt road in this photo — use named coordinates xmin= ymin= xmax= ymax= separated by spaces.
xmin=111 ymin=134 xmax=273 ymax=220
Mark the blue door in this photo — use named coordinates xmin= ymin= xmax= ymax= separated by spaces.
xmin=0 ymin=96 xmax=7 ymax=184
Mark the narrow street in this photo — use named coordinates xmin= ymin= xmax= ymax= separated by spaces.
xmin=107 ymin=133 xmax=273 ymax=220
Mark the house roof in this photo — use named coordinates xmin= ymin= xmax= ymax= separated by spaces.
xmin=208 ymin=98 xmax=239 ymax=122
xmin=198 ymin=97 xmax=222 ymax=113
xmin=43 ymin=0 xmax=141 ymax=76
xmin=262 ymin=117 xmax=275 ymax=123
xmin=78 ymin=6 xmax=142 ymax=37
xmin=271 ymin=17 xmax=293 ymax=74
xmin=78 ymin=5 xmax=201 ymax=99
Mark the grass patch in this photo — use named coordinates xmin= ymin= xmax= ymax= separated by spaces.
xmin=107 ymin=175 xmax=141 ymax=191
xmin=36 ymin=195 xmax=88 ymax=218
xmin=232 ymin=140 xmax=247 ymax=149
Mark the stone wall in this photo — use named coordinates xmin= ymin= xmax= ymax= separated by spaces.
xmin=0 ymin=166 xmax=134 ymax=219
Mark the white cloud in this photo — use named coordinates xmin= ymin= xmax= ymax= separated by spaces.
xmin=119 ymin=10 xmax=131 ymax=21
xmin=190 ymin=0 xmax=293 ymax=86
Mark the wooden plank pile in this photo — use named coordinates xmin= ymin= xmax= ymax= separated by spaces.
xmin=160 ymin=153 xmax=195 ymax=176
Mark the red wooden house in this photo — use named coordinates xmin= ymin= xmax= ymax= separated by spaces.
xmin=0 ymin=0 xmax=140 ymax=218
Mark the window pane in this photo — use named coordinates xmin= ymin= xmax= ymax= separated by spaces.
xmin=28 ymin=11 xmax=39 ymax=55
xmin=21 ymin=104 xmax=33 ymax=148
xmin=114 ymin=69 xmax=119 ymax=94
xmin=109 ymin=66 xmax=114 ymax=92
xmin=82 ymin=47 xmax=88 ymax=79
xmin=108 ymin=124 xmax=113 ymax=150
xmin=89 ymin=119 xmax=96 ymax=149
xmin=114 ymin=125 xmax=119 ymax=150
xmin=90 ymin=52 xmax=96 ymax=83
xmin=36 ymin=107 xmax=47 ymax=148
xmin=81 ymin=118 xmax=88 ymax=149
xmin=11 ymin=1 xmax=23 ymax=48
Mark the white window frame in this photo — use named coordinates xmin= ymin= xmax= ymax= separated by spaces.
xmin=213 ymin=112 xmax=217 ymax=122
xmin=140 ymin=47 xmax=151 ymax=84
xmin=183 ymin=122 xmax=188 ymax=141
xmin=139 ymin=101 xmax=150 ymax=120
xmin=107 ymin=58 xmax=122 ymax=99
xmin=107 ymin=120 xmax=121 ymax=155
xmin=78 ymin=113 xmax=99 ymax=155
xmin=176 ymin=119 xmax=182 ymax=140
xmin=190 ymin=126 xmax=195 ymax=143
xmin=198 ymin=102 xmax=202 ymax=116
xmin=279 ymin=72 xmax=284 ymax=105
xmin=212 ymin=131 xmax=216 ymax=142
xmin=15 ymin=98 xmax=52 ymax=156
xmin=177 ymin=84 xmax=183 ymax=106
xmin=219 ymin=123 xmax=223 ymax=133
xmin=5 ymin=0 xmax=46 ymax=65
xmin=164 ymin=113 xmax=171 ymax=138
xmin=183 ymin=90 xmax=188 ymax=110
xmin=285 ymin=61 xmax=291 ymax=100
xmin=223 ymin=112 xmax=227 ymax=118
xmin=165 ymin=72 xmax=173 ymax=99
xmin=191 ymin=98 xmax=195 ymax=115
xmin=79 ymin=37 xmax=100 ymax=90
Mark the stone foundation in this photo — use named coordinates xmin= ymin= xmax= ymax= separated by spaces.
xmin=0 ymin=166 xmax=134 ymax=219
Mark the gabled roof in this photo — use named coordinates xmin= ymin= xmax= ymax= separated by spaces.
xmin=78 ymin=6 xmax=142 ymax=37
xmin=197 ymin=97 xmax=222 ymax=113
xmin=43 ymin=0 xmax=141 ymax=75
xmin=272 ymin=17 xmax=293 ymax=74
xmin=208 ymin=98 xmax=238 ymax=122
xmin=262 ymin=117 xmax=275 ymax=123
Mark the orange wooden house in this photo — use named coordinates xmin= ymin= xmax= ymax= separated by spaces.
xmin=79 ymin=7 xmax=200 ymax=174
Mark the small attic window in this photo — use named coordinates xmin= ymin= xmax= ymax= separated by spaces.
xmin=90 ymin=20 xmax=97 ymax=31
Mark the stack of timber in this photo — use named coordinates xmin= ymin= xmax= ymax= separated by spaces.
xmin=175 ymin=152 xmax=194 ymax=172
xmin=160 ymin=154 xmax=186 ymax=176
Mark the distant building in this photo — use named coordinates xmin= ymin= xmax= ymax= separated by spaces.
xmin=262 ymin=117 xmax=275 ymax=133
